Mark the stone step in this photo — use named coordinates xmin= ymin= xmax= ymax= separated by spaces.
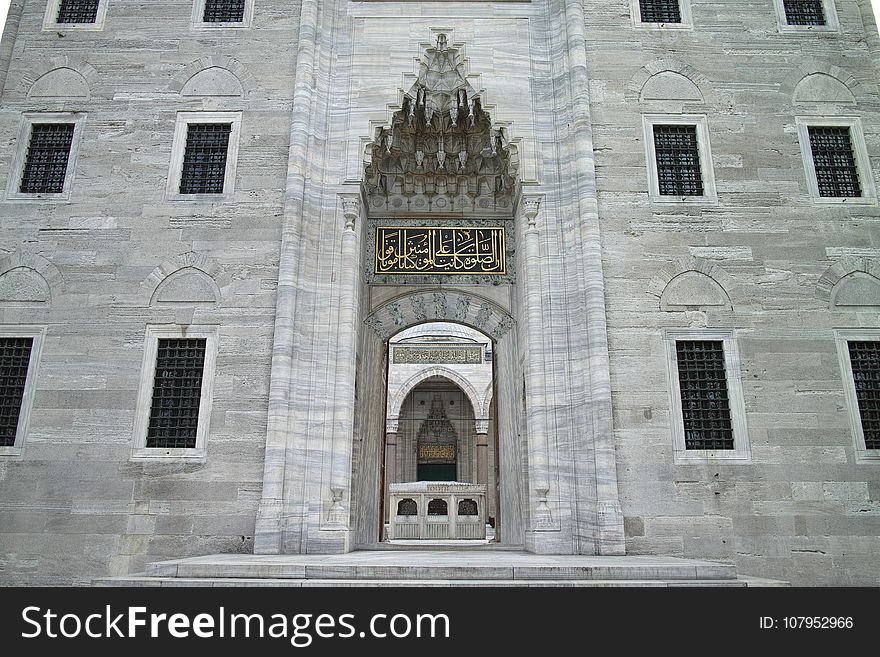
xmin=89 ymin=550 xmax=788 ymax=586
xmin=96 ymin=576 xmax=774 ymax=588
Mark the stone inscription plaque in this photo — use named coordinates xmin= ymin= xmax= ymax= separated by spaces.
xmin=375 ymin=226 xmax=505 ymax=275
xmin=393 ymin=345 xmax=483 ymax=364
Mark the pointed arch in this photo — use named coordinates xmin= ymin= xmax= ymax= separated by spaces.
xmin=21 ymin=57 xmax=99 ymax=99
xmin=0 ymin=249 xmax=63 ymax=303
xmin=783 ymin=62 xmax=865 ymax=107
xmin=817 ymin=257 xmax=880 ymax=308
xmin=141 ymin=251 xmax=222 ymax=305
xmin=365 ymin=289 xmax=514 ymax=342
xmin=625 ymin=58 xmax=712 ymax=104
xmin=649 ymin=256 xmax=737 ymax=310
xmin=388 ymin=367 xmax=483 ymax=420
xmin=170 ymin=56 xmax=253 ymax=97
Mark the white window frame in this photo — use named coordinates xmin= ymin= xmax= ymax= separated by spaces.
xmin=166 ymin=111 xmax=242 ymax=202
xmin=131 ymin=324 xmax=219 ymax=461
xmin=773 ymin=0 xmax=839 ymax=34
xmin=0 ymin=326 xmax=46 ymax=457
xmin=642 ymin=114 xmax=718 ymax=204
xmin=663 ymin=328 xmax=751 ymax=464
xmin=43 ymin=0 xmax=109 ymax=31
xmin=630 ymin=0 xmax=693 ymax=30
xmin=192 ymin=0 xmax=255 ymax=30
xmin=834 ymin=329 xmax=880 ymax=464
xmin=5 ymin=112 xmax=87 ymax=203
xmin=795 ymin=117 xmax=877 ymax=205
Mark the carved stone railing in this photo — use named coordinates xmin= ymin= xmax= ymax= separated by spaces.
xmin=389 ymin=481 xmax=486 ymax=540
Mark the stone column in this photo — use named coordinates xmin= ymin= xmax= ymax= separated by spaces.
xmin=475 ymin=418 xmax=489 ymax=489
xmin=254 ymin=0 xmax=321 ymax=554
xmin=323 ymin=194 xmax=362 ymax=541
xmin=563 ymin=0 xmax=625 ymax=555
xmin=522 ymin=196 xmax=554 ymax=534
xmin=383 ymin=417 xmax=398 ymax=525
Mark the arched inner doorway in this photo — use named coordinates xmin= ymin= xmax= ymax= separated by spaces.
xmin=382 ymin=322 xmax=497 ymax=539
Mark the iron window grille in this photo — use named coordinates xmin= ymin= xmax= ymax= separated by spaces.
xmin=56 ymin=0 xmax=100 ymax=23
xmin=675 ymin=340 xmax=735 ymax=450
xmin=847 ymin=341 xmax=880 ymax=450
xmin=457 ymin=499 xmax=478 ymax=516
xmin=397 ymin=499 xmax=417 ymax=516
xmin=146 ymin=338 xmax=207 ymax=449
xmin=203 ymin=0 xmax=246 ymax=22
xmin=783 ymin=0 xmax=826 ymax=25
xmin=640 ymin=0 xmax=682 ymax=23
xmin=653 ymin=124 xmax=704 ymax=196
xmin=19 ymin=124 xmax=75 ymax=194
xmin=0 ymin=338 xmax=33 ymax=447
xmin=179 ymin=123 xmax=232 ymax=194
xmin=807 ymin=126 xmax=861 ymax=198
xmin=427 ymin=498 xmax=448 ymax=515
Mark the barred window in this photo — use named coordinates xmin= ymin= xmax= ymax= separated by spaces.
xmin=397 ymin=498 xmax=417 ymax=516
xmin=203 ymin=0 xmax=246 ymax=22
xmin=783 ymin=0 xmax=826 ymax=25
xmin=427 ymin=498 xmax=448 ymax=515
xmin=19 ymin=124 xmax=75 ymax=194
xmin=675 ymin=341 xmax=734 ymax=450
xmin=653 ymin=124 xmax=704 ymax=196
xmin=640 ymin=0 xmax=682 ymax=23
xmin=179 ymin=123 xmax=232 ymax=194
xmin=458 ymin=499 xmax=478 ymax=516
xmin=847 ymin=341 xmax=880 ymax=450
xmin=808 ymin=126 xmax=861 ymax=198
xmin=56 ymin=0 xmax=100 ymax=23
xmin=146 ymin=339 xmax=207 ymax=449
xmin=0 ymin=338 xmax=33 ymax=447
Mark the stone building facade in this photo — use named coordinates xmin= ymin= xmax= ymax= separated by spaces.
xmin=0 ymin=0 xmax=878 ymax=585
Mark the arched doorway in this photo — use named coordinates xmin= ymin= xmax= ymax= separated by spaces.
xmin=381 ymin=322 xmax=499 ymax=539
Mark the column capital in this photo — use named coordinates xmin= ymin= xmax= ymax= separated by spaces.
xmin=474 ymin=418 xmax=490 ymax=434
xmin=386 ymin=417 xmax=400 ymax=434
xmin=521 ymin=194 xmax=542 ymax=228
xmin=340 ymin=194 xmax=360 ymax=231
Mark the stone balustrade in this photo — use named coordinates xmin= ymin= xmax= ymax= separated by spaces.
xmin=389 ymin=482 xmax=486 ymax=540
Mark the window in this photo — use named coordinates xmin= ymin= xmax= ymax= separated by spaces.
xmin=642 ymin=115 xmax=717 ymax=203
xmin=192 ymin=0 xmax=254 ymax=28
xmin=180 ymin=124 xmax=233 ymax=194
xmin=640 ymin=0 xmax=681 ymax=23
xmin=664 ymin=329 xmax=750 ymax=463
xmin=0 ymin=327 xmax=45 ymax=456
xmin=783 ymin=0 xmax=824 ymax=25
xmin=132 ymin=325 xmax=218 ymax=459
xmin=203 ymin=0 xmax=245 ymax=22
xmin=631 ymin=0 xmax=692 ymax=28
xmin=166 ymin=112 xmax=241 ymax=201
xmin=43 ymin=0 xmax=108 ymax=29
xmin=834 ymin=330 xmax=880 ymax=463
xmin=19 ymin=124 xmax=75 ymax=194
xmin=795 ymin=117 xmax=876 ymax=204
xmin=6 ymin=113 xmax=86 ymax=202
xmin=653 ymin=125 xmax=703 ymax=196
xmin=57 ymin=0 xmax=100 ymax=23
xmin=773 ymin=0 xmax=838 ymax=32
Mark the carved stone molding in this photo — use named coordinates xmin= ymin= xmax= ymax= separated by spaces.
xmin=363 ymin=34 xmax=519 ymax=218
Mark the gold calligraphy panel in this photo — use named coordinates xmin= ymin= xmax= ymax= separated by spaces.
xmin=393 ymin=346 xmax=483 ymax=365
xmin=418 ymin=444 xmax=457 ymax=461
xmin=375 ymin=226 xmax=505 ymax=275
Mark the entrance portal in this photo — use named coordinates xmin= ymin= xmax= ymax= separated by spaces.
xmin=382 ymin=322 xmax=496 ymax=540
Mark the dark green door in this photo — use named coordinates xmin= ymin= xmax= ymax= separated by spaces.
xmin=417 ymin=463 xmax=457 ymax=481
